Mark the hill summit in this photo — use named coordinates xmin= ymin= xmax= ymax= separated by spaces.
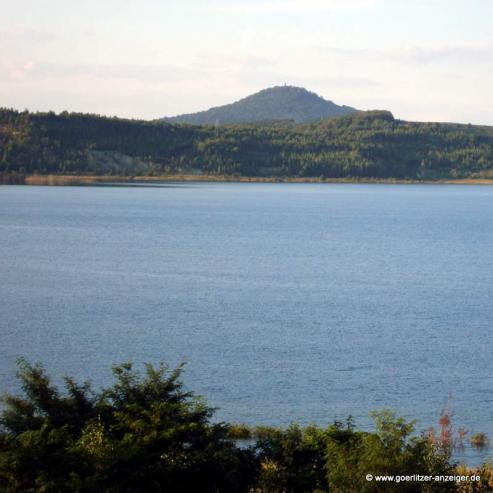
xmin=163 ymin=85 xmax=357 ymax=125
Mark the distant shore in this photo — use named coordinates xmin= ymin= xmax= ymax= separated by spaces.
xmin=2 ymin=173 xmax=493 ymax=186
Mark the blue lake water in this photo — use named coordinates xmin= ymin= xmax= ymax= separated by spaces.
xmin=1 ymin=182 xmax=493 ymax=464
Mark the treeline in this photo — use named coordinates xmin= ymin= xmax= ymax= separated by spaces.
xmin=0 ymin=359 xmax=492 ymax=492
xmin=1 ymin=108 xmax=493 ymax=179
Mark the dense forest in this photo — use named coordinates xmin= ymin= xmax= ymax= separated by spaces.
xmin=1 ymin=107 xmax=493 ymax=181
xmin=0 ymin=359 xmax=491 ymax=492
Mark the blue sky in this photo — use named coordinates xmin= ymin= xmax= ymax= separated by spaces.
xmin=1 ymin=0 xmax=492 ymax=124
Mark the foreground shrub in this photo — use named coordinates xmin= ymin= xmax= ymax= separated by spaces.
xmin=252 ymin=424 xmax=328 ymax=492
xmin=0 ymin=359 xmax=491 ymax=492
xmin=325 ymin=410 xmax=456 ymax=493
xmin=456 ymin=462 xmax=493 ymax=493
xmin=0 ymin=359 xmax=254 ymax=492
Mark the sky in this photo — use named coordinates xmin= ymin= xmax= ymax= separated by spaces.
xmin=1 ymin=0 xmax=492 ymax=124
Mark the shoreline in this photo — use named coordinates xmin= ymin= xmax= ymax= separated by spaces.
xmin=2 ymin=173 xmax=493 ymax=186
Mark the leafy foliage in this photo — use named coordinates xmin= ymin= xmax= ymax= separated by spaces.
xmin=0 ymin=360 xmax=488 ymax=492
xmin=1 ymin=107 xmax=493 ymax=180
xmin=325 ymin=411 xmax=455 ymax=493
xmin=0 ymin=359 xmax=253 ymax=492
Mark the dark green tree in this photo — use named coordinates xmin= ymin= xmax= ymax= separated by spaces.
xmin=0 ymin=359 xmax=254 ymax=493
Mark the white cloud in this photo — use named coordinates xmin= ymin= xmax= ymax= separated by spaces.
xmin=317 ymin=44 xmax=493 ymax=66
xmin=31 ymin=62 xmax=205 ymax=82
xmin=205 ymin=0 xmax=379 ymax=14
xmin=0 ymin=27 xmax=56 ymax=43
xmin=0 ymin=60 xmax=35 ymax=80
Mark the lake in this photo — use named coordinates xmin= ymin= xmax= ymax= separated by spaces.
xmin=1 ymin=182 xmax=492 ymax=464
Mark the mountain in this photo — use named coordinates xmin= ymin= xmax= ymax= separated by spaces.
xmin=162 ymin=86 xmax=357 ymax=125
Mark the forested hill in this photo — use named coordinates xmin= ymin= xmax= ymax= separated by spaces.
xmin=1 ymin=107 xmax=493 ymax=180
xmin=162 ymin=86 xmax=357 ymax=124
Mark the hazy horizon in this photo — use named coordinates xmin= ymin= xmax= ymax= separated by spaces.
xmin=1 ymin=0 xmax=492 ymax=125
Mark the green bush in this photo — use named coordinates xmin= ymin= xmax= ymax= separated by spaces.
xmin=0 ymin=359 xmax=488 ymax=492
xmin=0 ymin=359 xmax=254 ymax=492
